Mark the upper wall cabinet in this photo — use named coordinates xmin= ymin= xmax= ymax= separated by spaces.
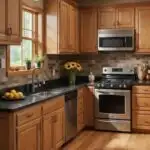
xmin=80 ymin=8 xmax=97 ymax=53
xmin=98 ymin=7 xmax=135 ymax=29
xmin=0 ymin=0 xmax=21 ymax=45
xmin=46 ymin=0 xmax=78 ymax=54
xmin=7 ymin=0 xmax=21 ymax=44
xmin=0 ymin=0 xmax=7 ymax=43
xmin=136 ymin=7 xmax=150 ymax=53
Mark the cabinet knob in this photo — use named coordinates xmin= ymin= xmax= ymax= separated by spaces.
xmin=7 ymin=27 xmax=12 ymax=35
xmin=52 ymin=115 xmax=57 ymax=123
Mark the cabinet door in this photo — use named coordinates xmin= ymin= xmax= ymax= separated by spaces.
xmin=59 ymin=1 xmax=69 ymax=53
xmin=7 ymin=0 xmax=21 ymax=44
xmin=117 ymin=8 xmax=135 ymax=28
xmin=0 ymin=0 xmax=7 ymax=43
xmin=80 ymin=8 xmax=97 ymax=52
xmin=17 ymin=119 xmax=41 ymax=150
xmin=43 ymin=113 xmax=53 ymax=150
xmin=136 ymin=7 xmax=150 ymax=53
xmin=69 ymin=5 xmax=78 ymax=53
xmin=43 ymin=108 xmax=65 ymax=150
xmin=98 ymin=8 xmax=116 ymax=29
xmin=84 ymin=86 xmax=94 ymax=127
xmin=53 ymin=108 xmax=65 ymax=149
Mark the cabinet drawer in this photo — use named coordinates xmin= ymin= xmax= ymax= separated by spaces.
xmin=42 ymin=96 xmax=64 ymax=115
xmin=16 ymin=105 xmax=41 ymax=126
xmin=133 ymin=86 xmax=150 ymax=94
xmin=132 ymin=111 xmax=150 ymax=128
xmin=132 ymin=94 xmax=150 ymax=110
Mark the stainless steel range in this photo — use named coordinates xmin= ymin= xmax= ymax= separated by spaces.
xmin=94 ymin=67 xmax=135 ymax=132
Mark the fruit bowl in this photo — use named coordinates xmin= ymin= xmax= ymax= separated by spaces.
xmin=2 ymin=89 xmax=25 ymax=101
xmin=2 ymin=96 xmax=25 ymax=101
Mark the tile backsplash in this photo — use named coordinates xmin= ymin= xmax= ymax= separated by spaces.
xmin=79 ymin=53 xmax=150 ymax=76
xmin=1 ymin=51 xmax=150 ymax=89
xmin=55 ymin=53 xmax=150 ymax=76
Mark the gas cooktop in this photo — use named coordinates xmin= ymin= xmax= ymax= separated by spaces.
xmin=95 ymin=67 xmax=136 ymax=90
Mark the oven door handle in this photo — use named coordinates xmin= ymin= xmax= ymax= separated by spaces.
xmin=97 ymin=92 xmax=117 ymax=95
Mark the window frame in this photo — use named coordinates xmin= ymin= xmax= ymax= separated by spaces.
xmin=7 ymin=6 xmax=44 ymax=76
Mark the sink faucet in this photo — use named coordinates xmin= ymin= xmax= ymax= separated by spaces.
xmin=32 ymin=68 xmax=42 ymax=93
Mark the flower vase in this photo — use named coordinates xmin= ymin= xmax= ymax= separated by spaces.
xmin=69 ymin=71 xmax=76 ymax=85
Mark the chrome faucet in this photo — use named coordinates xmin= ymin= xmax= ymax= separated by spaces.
xmin=32 ymin=68 xmax=42 ymax=93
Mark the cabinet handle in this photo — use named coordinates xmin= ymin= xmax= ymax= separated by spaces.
xmin=144 ymin=103 xmax=149 ymax=107
xmin=7 ymin=27 xmax=12 ymax=35
xmin=26 ymin=113 xmax=33 ymax=118
xmin=145 ymin=121 xmax=150 ymax=124
xmin=52 ymin=115 xmax=57 ymax=123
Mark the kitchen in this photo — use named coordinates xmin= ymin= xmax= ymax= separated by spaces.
xmin=1 ymin=0 xmax=150 ymax=150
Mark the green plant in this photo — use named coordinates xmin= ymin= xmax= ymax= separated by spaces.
xmin=35 ymin=55 xmax=44 ymax=63
xmin=25 ymin=58 xmax=31 ymax=64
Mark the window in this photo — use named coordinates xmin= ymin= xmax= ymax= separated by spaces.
xmin=9 ymin=8 xmax=43 ymax=67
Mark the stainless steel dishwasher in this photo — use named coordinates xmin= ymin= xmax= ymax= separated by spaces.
xmin=65 ymin=90 xmax=77 ymax=142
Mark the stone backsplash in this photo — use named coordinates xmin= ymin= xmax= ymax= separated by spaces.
xmin=1 ymin=50 xmax=150 ymax=89
xmin=54 ymin=53 xmax=150 ymax=76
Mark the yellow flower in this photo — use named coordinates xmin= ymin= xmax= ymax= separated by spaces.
xmin=70 ymin=62 xmax=77 ymax=68
xmin=76 ymin=63 xmax=82 ymax=71
xmin=64 ymin=61 xmax=82 ymax=71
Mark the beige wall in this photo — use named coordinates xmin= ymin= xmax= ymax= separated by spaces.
xmin=22 ymin=0 xmax=43 ymax=9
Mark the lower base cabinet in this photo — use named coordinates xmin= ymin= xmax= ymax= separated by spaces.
xmin=43 ymin=108 xmax=65 ymax=150
xmin=17 ymin=119 xmax=41 ymax=150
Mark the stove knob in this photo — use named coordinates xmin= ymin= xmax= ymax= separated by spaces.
xmin=119 ymin=84 xmax=122 ymax=88
xmin=101 ymin=83 xmax=104 ymax=88
xmin=123 ymin=84 xmax=127 ymax=88
xmin=96 ymin=83 xmax=101 ymax=88
xmin=110 ymin=84 xmax=113 ymax=88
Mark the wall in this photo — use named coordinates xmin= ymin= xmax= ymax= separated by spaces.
xmin=55 ymin=53 xmax=150 ymax=76
xmin=78 ymin=53 xmax=150 ymax=76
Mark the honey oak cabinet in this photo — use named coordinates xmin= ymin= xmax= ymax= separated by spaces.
xmin=43 ymin=108 xmax=65 ymax=150
xmin=98 ymin=7 xmax=135 ymax=29
xmin=84 ymin=86 xmax=95 ymax=127
xmin=77 ymin=88 xmax=85 ymax=132
xmin=7 ymin=0 xmax=21 ymax=44
xmin=80 ymin=8 xmax=97 ymax=53
xmin=17 ymin=119 xmax=41 ymax=150
xmin=0 ymin=0 xmax=21 ymax=44
xmin=136 ymin=7 xmax=150 ymax=53
xmin=98 ymin=8 xmax=116 ymax=29
xmin=132 ymin=86 xmax=150 ymax=132
xmin=0 ymin=0 xmax=7 ymax=43
xmin=46 ymin=0 xmax=78 ymax=54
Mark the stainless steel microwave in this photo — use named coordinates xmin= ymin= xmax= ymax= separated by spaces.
xmin=98 ymin=29 xmax=134 ymax=51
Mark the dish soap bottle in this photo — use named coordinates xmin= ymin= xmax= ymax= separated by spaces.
xmin=88 ymin=72 xmax=95 ymax=85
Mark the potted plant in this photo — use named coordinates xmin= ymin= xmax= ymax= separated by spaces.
xmin=35 ymin=55 xmax=44 ymax=68
xmin=25 ymin=58 xmax=32 ymax=70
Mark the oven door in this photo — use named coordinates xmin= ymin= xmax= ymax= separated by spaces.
xmin=95 ymin=89 xmax=131 ymax=120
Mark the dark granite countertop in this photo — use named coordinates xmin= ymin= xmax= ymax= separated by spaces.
xmin=0 ymin=82 xmax=92 ymax=111
xmin=133 ymin=80 xmax=150 ymax=85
